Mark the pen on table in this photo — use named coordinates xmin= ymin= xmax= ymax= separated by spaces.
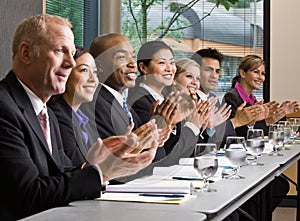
xmin=172 ymin=176 xmax=214 ymax=183
xmin=138 ymin=193 xmax=185 ymax=198
xmin=172 ymin=176 xmax=203 ymax=181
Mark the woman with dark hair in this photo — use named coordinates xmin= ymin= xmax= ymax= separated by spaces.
xmin=128 ymin=41 xmax=210 ymax=157
xmin=49 ymin=46 xmax=99 ymax=166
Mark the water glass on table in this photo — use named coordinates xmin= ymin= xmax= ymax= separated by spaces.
xmin=224 ymin=136 xmax=247 ymax=179
xmin=268 ymin=124 xmax=284 ymax=156
xmin=278 ymin=121 xmax=292 ymax=149
xmin=246 ymin=129 xmax=265 ymax=166
xmin=288 ymin=118 xmax=300 ymax=144
xmin=193 ymin=143 xmax=218 ymax=192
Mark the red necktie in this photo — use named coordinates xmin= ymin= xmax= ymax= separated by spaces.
xmin=38 ymin=107 xmax=52 ymax=154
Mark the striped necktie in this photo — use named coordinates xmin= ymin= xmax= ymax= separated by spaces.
xmin=122 ymin=96 xmax=133 ymax=124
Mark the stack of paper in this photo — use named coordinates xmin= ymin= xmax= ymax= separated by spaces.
xmin=96 ymin=179 xmax=195 ymax=204
xmin=97 ymin=192 xmax=196 ymax=204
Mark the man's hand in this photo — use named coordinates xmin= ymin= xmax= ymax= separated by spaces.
xmin=208 ymin=103 xmax=231 ymax=128
xmin=99 ymin=138 xmax=158 ymax=182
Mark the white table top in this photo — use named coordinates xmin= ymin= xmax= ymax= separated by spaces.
xmin=22 ymin=144 xmax=300 ymax=221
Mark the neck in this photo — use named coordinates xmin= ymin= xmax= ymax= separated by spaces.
xmin=239 ymin=81 xmax=253 ymax=96
xmin=62 ymin=93 xmax=80 ymax=111
xmin=143 ymin=80 xmax=163 ymax=95
xmin=200 ymin=87 xmax=209 ymax=95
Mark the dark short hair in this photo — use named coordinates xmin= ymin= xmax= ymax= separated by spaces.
xmin=191 ymin=47 xmax=224 ymax=66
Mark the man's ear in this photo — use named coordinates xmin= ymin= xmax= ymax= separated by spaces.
xmin=18 ymin=41 xmax=32 ymax=65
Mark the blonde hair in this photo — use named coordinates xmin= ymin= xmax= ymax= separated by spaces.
xmin=175 ymin=58 xmax=200 ymax=79
xmin=12 ymin=14 xmax=72 ymax=59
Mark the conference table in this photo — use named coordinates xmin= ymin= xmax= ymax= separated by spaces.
xmin=22 ymin=144 xmax=300 ymax=221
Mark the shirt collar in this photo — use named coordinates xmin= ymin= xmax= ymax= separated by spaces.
xmin=17 ymin=77 xmax=46 ymax=115
xmin=235 ymin=82 xmax=257 ymax=105
xmin=196 ymin=90 xmax=209 ymax=101
xmin=139 ymin=82 xmax=164 ymax=104
xmin=101 ymin=83 xmax=124 ymax=106
xmin=73 ymin=108 xmax=89 ymax=128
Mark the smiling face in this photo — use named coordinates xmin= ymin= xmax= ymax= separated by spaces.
xmin=199 ymin=57 xmax=221 ymax=94
xmin=94 ymin=36 xmax=137 ymax=93
xmin=240 ymin=64 xmax=265 ymax=93
xmin=174 ymin=65 xmax=200 ymax=94
xmin=25 ymin=22 xmax=76 ymax=102
xmin=139 ymin=48 xmax=176 ymax=93
xmin=64 ymin=52 xmax=99 ymax=109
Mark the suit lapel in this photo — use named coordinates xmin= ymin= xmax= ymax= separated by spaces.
xmin=99 ymin=86 xmax=131 ymax=125
xmin=5 ymin=72 xmax=61 ymax=164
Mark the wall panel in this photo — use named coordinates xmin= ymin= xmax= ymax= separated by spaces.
xmin=0 ymin=0 xmax=42 ymax=79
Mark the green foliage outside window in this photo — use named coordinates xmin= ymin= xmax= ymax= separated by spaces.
xmin=46 ymin=0 xmax=84 ymax=46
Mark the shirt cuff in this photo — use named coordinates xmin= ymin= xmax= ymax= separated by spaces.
xmin=93 ymin=164 xmax=109 ymax=193
xmin=206 ymin=127 xmax=216 ymax=137
xmin=184 ymin=122 xmax=200 ymax=136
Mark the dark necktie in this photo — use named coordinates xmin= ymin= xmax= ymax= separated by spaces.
xmin=123 ymin=96 xmax=133 ymax=124
xmin=38 ymin=107 xmax=52 ymax=154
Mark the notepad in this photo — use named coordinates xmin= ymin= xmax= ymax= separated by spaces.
xmin=96 ymin=192 xmax=196 ymax=205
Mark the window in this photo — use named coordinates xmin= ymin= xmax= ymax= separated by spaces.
xmin=121 ymin=0 xmax=265 ymax=102
xmin=46 ymin=0 xmax=99 ymax=49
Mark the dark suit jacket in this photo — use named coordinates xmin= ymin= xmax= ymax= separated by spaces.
xmin=49 ymin=98 xmax=98 ymax=167
xmin=202 ymin=92 xmax=236 ymax=148
xmin=128 ymin=86 xmax=155 ymax=125
xmin=223 ymin=87 xmax=268 ymax=138
xmin=81 ymin=85 xmax=142 ymax=139
xmin=0 ymin=71 xmax=101 ymax=219
xmin=128 ymin=85 xmax=197 ymax=160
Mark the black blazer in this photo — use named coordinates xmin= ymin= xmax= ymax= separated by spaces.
xmin=128 ymin=86 xmax=155 ymax=125
xmin=49 ymin=98 xmax=98 ymax=167
xmin=81 ymin=85 xmax=142 ymax=139
xmin=223 ymin=87 xmax=268 ymax=138
xmin=0 ymin=71 xmax=101 ymax=219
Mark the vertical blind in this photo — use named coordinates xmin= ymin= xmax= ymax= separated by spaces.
xmin=46 ymin=0 xmax=99 ymax=49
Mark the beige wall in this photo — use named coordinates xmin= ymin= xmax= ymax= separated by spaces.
xmin=271 ymin=0 xmax=300 ymax=103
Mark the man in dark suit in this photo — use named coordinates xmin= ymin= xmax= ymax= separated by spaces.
xmin=81 ymin=34 xmax=209 ymax=183
xmin=191 ymin=48 xmax=259 ymax=147
xmin=0 ymin=14 xmax=158 ymax=220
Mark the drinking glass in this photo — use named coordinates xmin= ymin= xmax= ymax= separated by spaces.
xmin=194 ymin=143 xmax=218 ymax=192
xmin=278 ymin=121 xmax=292 ymax=149
xmin=224 ymin=136 xmax=247 ymax=179
xmin=246 ymin=129 xmax=264 ymax=166
xmin=268 ymin=126 xmax=284 ymax=156
xmin=288 ymin=118 xmax=300 ymax=144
